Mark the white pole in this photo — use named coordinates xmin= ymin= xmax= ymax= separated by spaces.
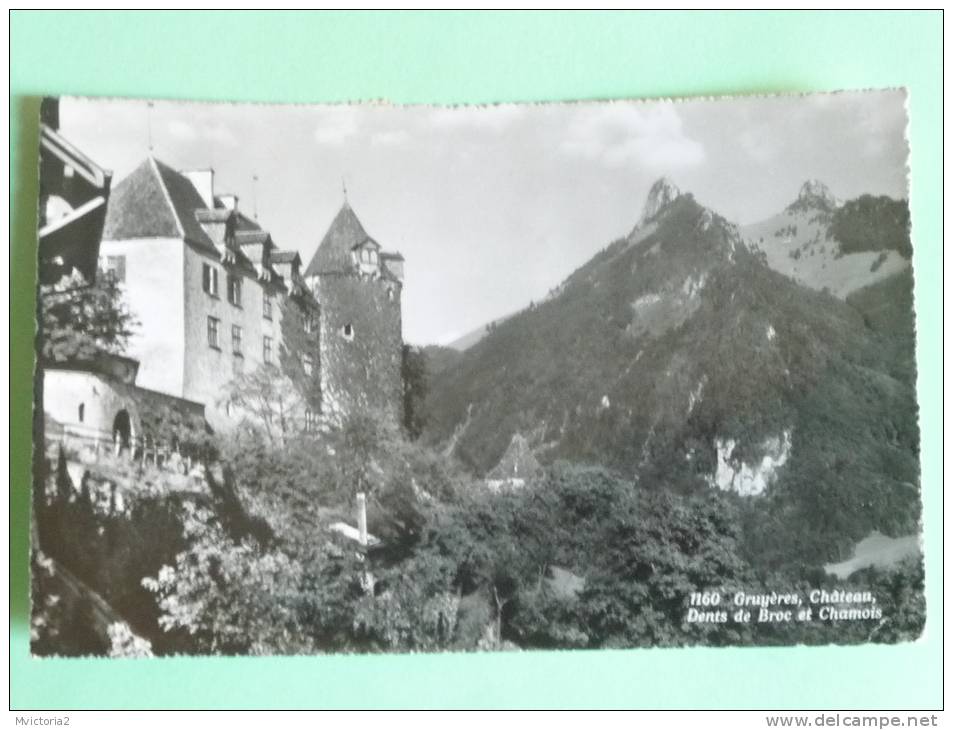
xmin=356 ymin=492 xmax=368 ymax=546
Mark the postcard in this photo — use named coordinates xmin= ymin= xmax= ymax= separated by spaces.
xmin=31 ymin=90 xmax=921 ymax=656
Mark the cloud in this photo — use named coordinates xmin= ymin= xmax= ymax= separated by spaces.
xmin=167 ymin=119 xmax=198 ymax=141
xmin=62 ymin=96 xmax=147 ymax=130
xmin=370 ymin=129 xmax=411 ymax=147
xmin=856 ymin=91 xmax=908 ymax=158
xmin=167 ymin=119 xmax=239 ymax=147
xmin=313 ymin=106 xmax=360 ymax=146
xmin=427 ymin=105 xmax=524 ymax=133
xmin=559 ymin=103 xmax=704 ymax=170
xmin=203 ymin=122 xmax=239 ymax=147
xmin=738 ymin=125 xmax=779 ymax=164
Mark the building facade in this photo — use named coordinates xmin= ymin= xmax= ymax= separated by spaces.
xmin=97 ymin=157 xmax=404 ymax=433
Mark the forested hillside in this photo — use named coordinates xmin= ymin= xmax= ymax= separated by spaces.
xmin=423 ymin=181 xmax=920 ymax=567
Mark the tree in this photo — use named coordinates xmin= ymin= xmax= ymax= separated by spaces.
xmin=411 ymin=487 xmax=546 ymax=648
xmin=408 ymin=464 xmax=761 ymax=650
xmin=142 ymin=502 xmax=316 ymax=655
xmin=39 ymin=268 xmax=138 ymax=363
xmin=830 ymin=195 xmax=912 ymax=259
xmin=324 ymin=410 xmax=401 ymax=501
xmin=401 ymin=345 xmax=428 ymax=440
xmin=574 ymin=487 xmax=756 ymax=648
xmin=221 ymin=364 xmax=307 ymax=448
xmin=350 ymin=550 xmax=460 ymax=651
xmin=217 ymin=431 xmax=338 ymax=557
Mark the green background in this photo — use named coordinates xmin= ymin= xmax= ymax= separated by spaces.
xmin=9 ymin=10 xmax=943 ymax=709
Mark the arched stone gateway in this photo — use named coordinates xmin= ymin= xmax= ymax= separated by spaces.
xmin=43 ymin=366 xmax=205 ymax=468
xmin=112 ymin=409 xmax=133 ymax=454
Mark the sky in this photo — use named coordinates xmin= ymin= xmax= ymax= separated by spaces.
xmin=60 ymin=90 xmax=909 ymax=346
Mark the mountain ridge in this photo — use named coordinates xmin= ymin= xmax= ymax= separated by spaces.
xmin=422 ymin=178 xmax=919 ymax=566
xmin=743 ymin=180 xmax=911 ymax=299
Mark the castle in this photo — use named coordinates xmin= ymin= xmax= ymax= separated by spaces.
xmin=44 ymin=155 xmax=405 ymax=454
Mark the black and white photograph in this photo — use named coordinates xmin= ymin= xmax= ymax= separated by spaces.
xmin=31 ymin=90 xmax=923 ymax=657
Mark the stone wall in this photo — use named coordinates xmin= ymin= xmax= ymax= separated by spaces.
xmin=44 ymin=367 xmax=204 ymax=455
xmin=312 ymin=273 xmax=403 ymax=424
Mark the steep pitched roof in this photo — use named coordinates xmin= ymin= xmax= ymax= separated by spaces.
xmin=304 ymin=201 xmax=375 ymax=277
xmin=235 ymin=230 xmax=271 ymax=246
xmin=103 ymin=157 xmax=215 ymax=251
xmin=271 ymin=249 xmax=306 ymax=294
xmin=103 ymin=158 xmax=179 ymax=240
xmin=153 ymin=159 xmax=216 ymax=248
xmin=271 ymin=249 xmax=301 ymax=265
xmin=486 ymin=433 xmax=542 ymax=481
xmin=195 ymin=208 xmax=233 ymax=224
xmin=234 ymin=210 xmax=262 ymax=232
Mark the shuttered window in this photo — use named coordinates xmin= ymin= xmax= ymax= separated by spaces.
xmin=202 ymin=263 xmax=219 ymax=296
xmin=105 ymin=255 xmax=126 ymax=282
xmin=227 ymin=274 xmax=242 ymax=306
xmin=207 ymin=316 xmax=220 ymax=349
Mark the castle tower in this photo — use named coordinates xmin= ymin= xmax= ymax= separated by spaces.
xmin=303 ymin=201 xmax=404 ymax=424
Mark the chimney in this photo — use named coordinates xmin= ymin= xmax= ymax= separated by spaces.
xmin=181 ymin=169 xmax=215 ymax=209
xmin=218 ymin=193 xmax=239 ymax=211
xmin=40 ymin=97 xmax=60 ymax=130
xmin=356 ymin=492 xmax=368 ymax=546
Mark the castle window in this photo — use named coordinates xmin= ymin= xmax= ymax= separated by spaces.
xmin=263 ymin=294 xmax=273 ymax=320
xmin=232 ymin=325 xmax=243 ymax=355
xmin=386 ymin=287 xmax=394 ymax=301
xmin=359 ymin=248 xmax=378 ymax=265
xmin=303 ymin=354 xmax=314 ymax=376
xmin=207 ymin=316 xmax=220 ymax=349
xmin=304 ymin=313 xmax=315 ymax=334
xmin=78 ymin=403 xmax=85 ymax=423
xmin=305 ymin=408 xmax=317 ymax=433
xmin=202 ymin=263 xmax=219 ymax=297
xmin=263 ymin=336 xmax=273 ymax=364
xmin=342 ymin=323 xmax=354 ymax=341
xmin=104 ymin=255 xmax=126 ymax=283
xmin=227 ymin=273 xmax=242 ymax=307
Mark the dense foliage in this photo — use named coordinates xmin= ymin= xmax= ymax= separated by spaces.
xmin=36 ymin=404 xmax=924 ymax=655
xmin=39 ymin=268 xmax=139 ymax=363
xmin=401 ymin=345 xmax=429 ymax=440
xmin=130 ymin=455 xmax=924 ymax=654
xmin=34 ymin=451 xmax=188 ymax=652
xmin=830 ymin=195 xmax=912 ymax=259
xmin=278 ymin=296 xmax=323 ymax=412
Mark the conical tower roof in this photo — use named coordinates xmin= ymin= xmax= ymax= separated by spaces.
xmin=304 ymin=201 xmax=377 ymax=277
xmin=486 ymin=433 xmax=542 ymax=481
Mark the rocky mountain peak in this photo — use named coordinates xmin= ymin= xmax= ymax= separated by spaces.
xmin=788 ymin=179 xmax=840 ymax=213
xmin=641 ymin=177 xmax=681 ymax=222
